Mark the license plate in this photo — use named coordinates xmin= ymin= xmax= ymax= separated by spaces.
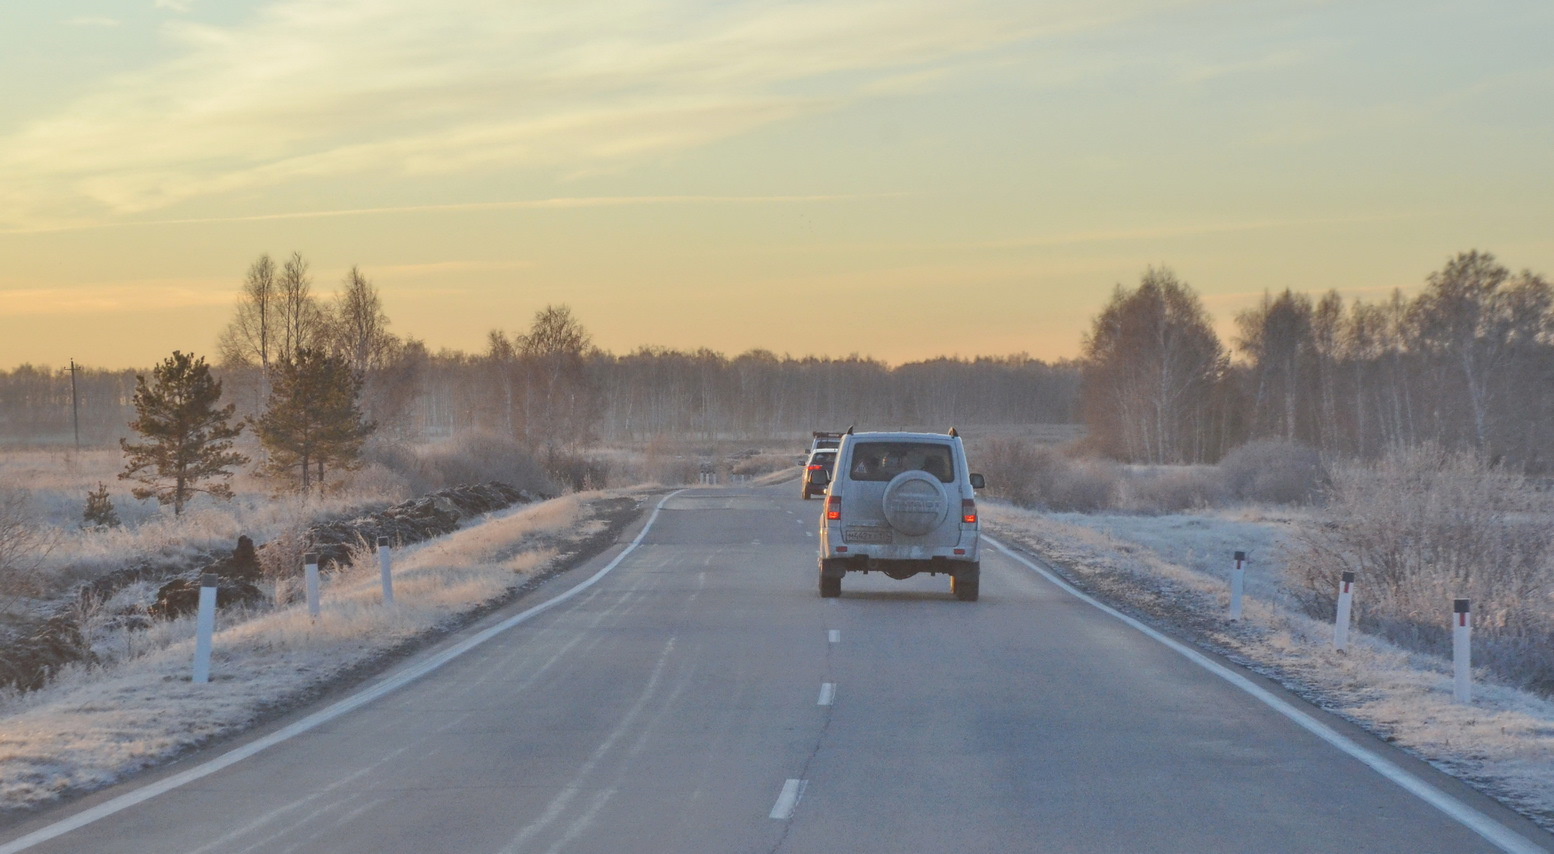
xmin=844 ymin=526 xmax=892 ymax=544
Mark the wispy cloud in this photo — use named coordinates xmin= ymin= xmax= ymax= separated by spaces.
xmin=153 ymin=0 xmax=194 ymax=11
xmin=63 ymin=16 xmax=121 ymax=28
xmin=0 ymin=0 xmax=1154 ymax=230
xmin=0 ymin=192 xmax=908 ymax=234
xmin=368 ymin=260 xmax=534 ymax=277
xmin=973 ymin=211 xmax=1435 ymax=250
xmin=1176 ymin=48 xmax=1306 ymax=85
xmin=0 ymin=281 xmax=234 ymax=316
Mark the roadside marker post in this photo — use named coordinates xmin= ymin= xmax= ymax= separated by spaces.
xmin=1334 ymin=571 xmax=1355 ymax=651
xmin=1453 ymin=599 xmax=1472 ymax=704
xmin=192 ymin=573 xmax=217 ymax=684
xmin=377 ymin=537 xmax=394 ymax=606
xmin=1229 ymin=551 xmax=1246 ymax=621
xmin=304 ymin=553 xmax=321 ymax=619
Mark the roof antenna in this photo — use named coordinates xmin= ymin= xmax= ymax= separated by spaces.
xmin=845 ymin=425 xmax=854 ymax=435
xmin=948 ymin=427 xmax=959 ymax=437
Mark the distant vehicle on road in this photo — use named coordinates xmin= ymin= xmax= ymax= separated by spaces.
xmin=800 ymin=448 xmax=837 ymax=499
xmin=813 ymin=429 xmax=986 ymax=601
xmin=804 ymin=430 xmax=846 ymax=459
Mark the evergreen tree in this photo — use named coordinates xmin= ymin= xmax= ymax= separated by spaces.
xmin=82 ymin=482 xmax=121 ymax=529
xmin=119 ymin=351 xmax=248 ymax=516
xmin=254 ymin=348 xmax=376 ymax=494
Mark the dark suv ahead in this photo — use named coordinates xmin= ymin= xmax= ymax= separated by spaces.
xmin=801 ymin=448 xmax=837 ymax=499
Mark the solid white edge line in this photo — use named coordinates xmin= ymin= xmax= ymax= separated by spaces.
xmin=817 ymin=683 xmax=836 ymax=706
xmin=0 ymin=490 xmax=687 ymax=854
xmin=769 ymin=779 xmax=807 ymax=820
xmin=986 ymin=535 xmax=1548 ymax=854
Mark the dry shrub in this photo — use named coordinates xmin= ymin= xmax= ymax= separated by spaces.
xmin=1286 ymin=443 xmax=1554 ymax=693
xmin=730 ymin=452 xmax=790 ymax=477
xmin=1118 ymin=465 xmax=1226 ymax=514
xmin=640 ymin=436 xmax=699 ymax=485
xmin=366 ymin=433 xmax=554 ymax=495
xmin=0 ymin=489 xmax=57 ymax=614
xmin=260 ymin=520 xmax=310 ymax=606
xmin=977 ymin=439 xmax=1119 ymax=512
xmin=542 ymin=450 xmax=611 ymax=492
xmin=1220 ymin=440 xmax=1325 ymax=505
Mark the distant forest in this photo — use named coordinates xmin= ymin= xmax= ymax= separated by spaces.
xmin=3 ymin=249 xmax=1549 ymax=470
xmin=1078 ymin=251 xmax=1554 ymax=469
xmin=0 ymin=352 xmax=1079 ymax=447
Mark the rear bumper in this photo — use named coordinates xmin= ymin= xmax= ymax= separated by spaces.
xmin=818 ymin=528 xmax=979 ymax=565
xmin=820 ymin=554 xmax=978 ymax=579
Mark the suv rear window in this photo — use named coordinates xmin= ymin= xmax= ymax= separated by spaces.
xmin=846 ymin=442 xmax=955 ymax=483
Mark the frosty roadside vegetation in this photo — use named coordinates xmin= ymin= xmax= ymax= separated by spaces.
xmin=985 ymin=500 xmax=1554 ymax=831
xmin=0 ymin=489 xmax=634 ymax=810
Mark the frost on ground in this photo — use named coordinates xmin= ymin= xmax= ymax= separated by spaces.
xmin=0 ymin=490 xmax=641 ymax=812
xmin=985 ymin=503 xmax=1554 ymax=832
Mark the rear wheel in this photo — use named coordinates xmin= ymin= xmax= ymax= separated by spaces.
xmin=952 ymin=577 xmax=978 ymax=601
xmin=820 ymin=576 xmax=841 ymax=598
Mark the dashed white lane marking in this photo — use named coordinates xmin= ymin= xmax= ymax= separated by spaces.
xmin=0 ymin=491 xmax=688 ymax=854
xmin=827 ymin=630 xmax=840 ymax=644
xmin=769 ymin=779 xmax=807 ymax=820
xmin=986 ymin=535 xmax=1549 ymax=854
xmin=817 ymin=683 xmax=836 ymax=706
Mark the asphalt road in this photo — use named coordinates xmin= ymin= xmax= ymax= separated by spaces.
xmin=4 ymin=485 xmax=1551 ymax=853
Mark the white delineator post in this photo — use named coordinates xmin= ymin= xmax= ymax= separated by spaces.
xmin=1229 ymin=550 xmax=1246 ymax=621
xmin=377 ymin=537 xmax=394 ymax=606
xmin=192 ymin=573 xmax=218 ymax=684
xmin=1453 ymin=598 xmax=1472 ymax=704
xmin=304 ymin=552 xmax=321 ymax=619
xmin=1334 ymin=571 xmax=1355 ymax=651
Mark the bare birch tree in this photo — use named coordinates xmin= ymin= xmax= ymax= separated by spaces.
xmin=327 ymin=266 xmax=395 ymax=374
xmin=1080 ymin=268 xmax=1227 ymax=463
xmin=218 ymin=254 xmax=278 ymax=370
xmin=276 ymin=252 xmax=325 ymax=364
xmin=1409 ymin=251 xmax=1551 ymax=452
xmin=516 ymin=305 xmax=596 ymax=451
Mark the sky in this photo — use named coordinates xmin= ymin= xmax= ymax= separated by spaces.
xmin=1 ymin=0 xmax=1551 ymax=370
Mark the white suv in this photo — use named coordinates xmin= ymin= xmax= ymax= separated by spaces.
xmin=812 ymin=430 xmax=986 ymax=601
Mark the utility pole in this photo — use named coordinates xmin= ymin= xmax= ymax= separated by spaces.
xmin=69 ymin=358 xmax=80 ymax=451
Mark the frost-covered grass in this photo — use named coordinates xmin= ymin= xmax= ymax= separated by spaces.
xmin=0 ymin=491 xmax=620 ymax=810
xmin=986 ymin=502 xmax=1554 ymax=831
xmin=1034 ymin=506 xmax=1305 ymax=603
xmin=0 ymin=447 xmax=413 ymax=613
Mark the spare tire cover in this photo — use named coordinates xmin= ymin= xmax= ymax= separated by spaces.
xmin=882 ymin=471 xmax=949 ymax=536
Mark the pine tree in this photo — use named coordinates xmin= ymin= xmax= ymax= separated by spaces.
xmin=120 ymin=351 xmax=249 ymax=516
xmin=254 ymin=348 xmax=376 ymax=494
xmin=82 ymin=482 xmax=121 ymax=529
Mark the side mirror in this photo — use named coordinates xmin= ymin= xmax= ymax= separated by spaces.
xmin=969 ymin=473 xmax=985 ymax=490
xmin=810 ymin=470 xmax=830 ymax=486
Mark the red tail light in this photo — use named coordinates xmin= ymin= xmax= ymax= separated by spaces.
xmin=807 ymin=465 xmax=823 ymax=471
xmin=961 ymin=499 xmax=977 ymax=525
xmin=826 ymin=496 xmax=841 ymax=521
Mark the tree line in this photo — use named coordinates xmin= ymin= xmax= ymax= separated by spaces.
xmin=1079 ymin=250 xmax=1554 ymax=467
xmin=13 ymin=247 xmax=1545 ymax=474
xmin=0 ymin=252 xmax=1079 ymax=450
